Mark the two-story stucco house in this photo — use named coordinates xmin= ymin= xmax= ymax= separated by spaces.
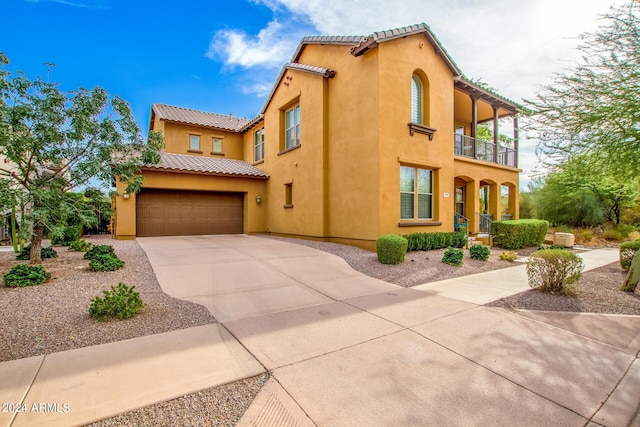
xmin=113 ymin=23 xmax=521 ymax=250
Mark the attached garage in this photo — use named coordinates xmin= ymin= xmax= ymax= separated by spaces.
xmin=136 ymin=189 xmax=244 ymax=237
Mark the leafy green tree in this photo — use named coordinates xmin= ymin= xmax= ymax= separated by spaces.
xmin=525 ymin=1 xmax=640 ymax=178
xmin=535 ymin=155 xmax=638 ymax=227
xmin=0 ymin=54 xmax=163 ymax=264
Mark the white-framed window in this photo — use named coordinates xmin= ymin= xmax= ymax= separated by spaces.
xmin=411 ymin=74 xmax=423 ymax=124
xmin=189 ymin=135 xmax=200 ymax=151
xmin=212 ymin=138 xmax=222 ymax=153
xmin=400 ymin=166 xmax=433 ymax=220
xmin=285 ymin=105 xmax=300 ymax=149
xmin=254 ymin=127 xmax=264 ymax=162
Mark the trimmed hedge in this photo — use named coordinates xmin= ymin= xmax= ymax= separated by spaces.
xmin=404 ymin=232 xmax=467 ymax=251
xmin=526 ymin=249 xmax=583 ymax=294
xmin=620 ymin=239 xmax=640 ymax=271
xmin=376 ymin=234 xmax=408 ymax=264
xmin=491 ymin=219 xmax=549 ymax=250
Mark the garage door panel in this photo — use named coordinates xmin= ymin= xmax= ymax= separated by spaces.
xmin=136 ymin=190 xmax=244 ymax=237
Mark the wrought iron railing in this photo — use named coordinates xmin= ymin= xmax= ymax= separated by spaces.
xmin=477 ymin=213 xmax=494 ymax=234
xmin=454 ymin=134 xmax=517 ymax=167
xmin=454 ymin=213 xmax=470 ymax=237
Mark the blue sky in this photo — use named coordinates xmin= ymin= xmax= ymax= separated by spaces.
xmin=2 ymin=0 xmax=620 ymax=183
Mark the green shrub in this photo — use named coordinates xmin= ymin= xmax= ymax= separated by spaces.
xmin=537 ymin=244 xmax=566 ymax=251
xmin=84 ymin=244 xmax=115 ymax=260
xmin=526 ymin=249 xmax=584 ymax=294
xmin=469 ymin=244 xmax=491 ymax=261
xmin=68 ymin=239 xmax=92 ymax=252
xmin=620 ymin=239 xmax=640 ymax=271
xmin=442 ymin=247 xmax=464 ymax=266
xmin=3 ymin=265 xmax=51 ymax=287
xmin=491 ymin=219 xmax=549 ymax=250
xmin=581 ymin=230 xmax=593 ymax=242
xmin=376 ymin=234 xmax=408 ymax=264
xmin=89 ymin=283 xmax=145 ymax=321
xmin=89 ymin=254 xmax=125 ymax=272
xmin=16 ymin=245 xmax=58 ymax=260
xmin=404 ymin=232 xmax=466 ymax=251
xmin=603 ymin=229 xmax=624 ymax=242
xmin=499 ymin=251 xmax=518 ymax=262
xmin=51 ymin=225 xmax=82 ymax=246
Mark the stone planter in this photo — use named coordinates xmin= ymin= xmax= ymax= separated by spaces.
xmin=554 ymin=232 xmax=575 ymax=247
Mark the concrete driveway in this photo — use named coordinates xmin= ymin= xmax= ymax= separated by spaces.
xmin=138 ymin=236 xmax=640 ymax=426
xmin=137 ymin=234 xmax=398 ymax=322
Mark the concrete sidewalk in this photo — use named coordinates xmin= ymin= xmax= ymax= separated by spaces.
xmin=1 ymin=325 xmax=264 ymax=427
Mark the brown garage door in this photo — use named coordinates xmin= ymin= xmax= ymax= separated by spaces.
xmin=136 ymin=189 xmax=243 ymax=237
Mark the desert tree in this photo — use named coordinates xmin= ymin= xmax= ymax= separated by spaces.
xmin=0 ymin=54 xmax=163 ymax=264
xmin=525 ymin=0 xmax=640 ymax=179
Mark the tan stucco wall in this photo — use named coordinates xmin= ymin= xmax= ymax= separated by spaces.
xmin=161 ymin=121 xmax=244 ymax=159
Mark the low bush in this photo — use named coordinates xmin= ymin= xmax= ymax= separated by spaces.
xmin=469 ymin=244 xmax=490 ymax=261
xmin=89 ymin=254 xmax=125 ymax=272
xmin=491 ymin=219 xmax=549 ymax=250
xmin=499 ymin=251 xmax=518 ymax=262
xmin=376 ymin=234 xmax=408 ymax=264
xmin=581 ymin=230 xmax=593 ymax=242
xmin=620 ymin=239 xmax=640 ymax=271
xmin=603 ymin=229 xmax=624 ymax=242
xmin=16 ymin=245 xmax=58 ymax=260
xmin=404 ymin=232 xmax=466 ymax=251
xmin=68 ymin=239 xmax=92 ymax=252
xmin=89 ymin=283 xmax=145 ymax=321
xmin=538 ymin=244 xmax=566 ymax=251
xmin=84 ymin=244 xmax=115 ymax=260
xmin=3 ymin=265 xmax=51 ymax=287
xmin=526 ymin=249 xmax=584 ymax=295
xmin=442 ymin=247 xmax=464 ymax=266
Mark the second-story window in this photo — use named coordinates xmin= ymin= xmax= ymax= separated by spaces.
xmin=411 ymin=75 xmax=423 ymax=124
xmin=254 ymin=127 xmax=264 ymax=162
xmin=189 ymin=135 xmax=200 ymax=151
xmin=285 ymin=105 xmax=300 ymax=150
xmin=212 ymin=138 xmax=222 ymax=153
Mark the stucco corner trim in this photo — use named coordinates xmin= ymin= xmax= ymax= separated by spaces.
xmin=398 ymin=221 xmax=443 ymax=227
xmin=408 ymin=123 xmax=437 ymax=140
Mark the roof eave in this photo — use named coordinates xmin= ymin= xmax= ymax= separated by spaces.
xmin=141 ymin=166 xmax=269 ymax=180
xmin=455 ymin=78 xmax=522 ymax=112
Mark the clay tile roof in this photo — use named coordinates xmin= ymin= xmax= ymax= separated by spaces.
xmin=285 ymin=62 xmax=336 ymax=78
xmin=152 ymin=104 xmax=250 ymax=132
xmin=144 ymin=152 xmax=269 ymax=180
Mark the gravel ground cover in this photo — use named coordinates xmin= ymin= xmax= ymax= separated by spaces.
xmin=0 ymin=235 xmax=215 ymax=362
xmin=266 ymin=236 xmax=640 ymax=315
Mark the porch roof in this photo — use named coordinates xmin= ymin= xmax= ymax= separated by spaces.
xmin=143 ymin=152 xmax=269 ymax=180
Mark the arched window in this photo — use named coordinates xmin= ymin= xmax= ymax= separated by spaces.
xmin=411 ymin=75 xmax=423 ymax=124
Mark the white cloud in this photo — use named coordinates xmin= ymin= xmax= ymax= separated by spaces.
xmin=25 ymin=0 xmax=109 ymax=8
xmin=206 ymin=19 xmax=300 ymax=69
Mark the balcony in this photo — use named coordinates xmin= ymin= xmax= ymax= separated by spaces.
xmin=454 ymin=133 xmax=517 ymax=167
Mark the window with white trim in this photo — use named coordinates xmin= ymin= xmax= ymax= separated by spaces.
xmin=285 ymin=105 xmax=300 ymax=149
xmin=212 ymin=138 xmax=222 ymax=153
xmin=189 ymin=135 xmax=200 ymax=151
xmin=254 ymin=127 xmax=264 ymax=162
xmin=400 ymin=166 xmax=433 ymax=220
xmin=411 ymin=75 xmax=423 ymax=124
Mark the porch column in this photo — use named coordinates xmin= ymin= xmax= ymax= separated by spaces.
xmin=466 ymin=180 xmax=479 ymax=234
xmin=507 ymin=184 xmax=520 ymax=220
xmin=493 ymin=106 xmax=499 ymax=163
xmin=513 ymin=115 xmax=519 ymax=168
xmin=489 ymin=183 xmax=500 ymax=222
xmin=470 ymin=96 xmax=478 ymax=158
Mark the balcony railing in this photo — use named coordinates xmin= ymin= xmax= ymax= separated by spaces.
xmin=454 ymin=134 xmax=517 ymax=167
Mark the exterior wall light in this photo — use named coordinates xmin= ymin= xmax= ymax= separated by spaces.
xmin=255 ymin=194 xmax=262 ymax=204
xmin=123 ymin=192 xmax=130 ymax=200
